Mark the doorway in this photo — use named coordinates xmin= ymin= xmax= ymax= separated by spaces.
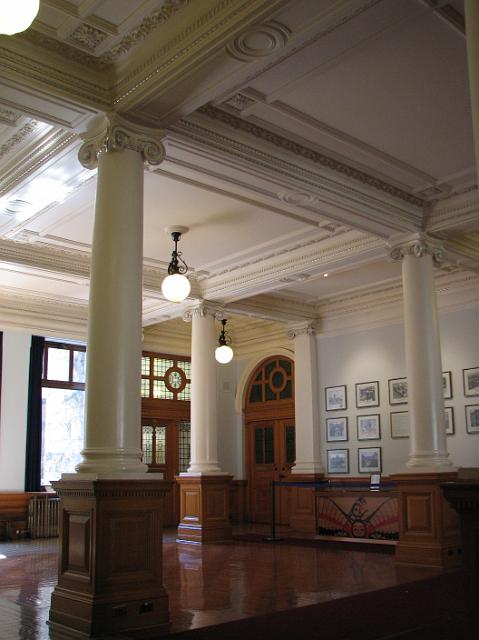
xmin=244 ymin=356 xmax=295 ymax=524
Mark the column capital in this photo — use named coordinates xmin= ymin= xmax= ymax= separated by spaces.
xmin=388 ymin=233 xmax=445 ymax=265
xmin=78 ymin=112 xmax=165 ymax=169
xmin=183 ymin=300 xmax=224 ymax=323
xmin=287 ymin=321 xmax=318 ymax=339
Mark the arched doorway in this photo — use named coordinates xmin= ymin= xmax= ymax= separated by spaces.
xmin=245 ymin=355 xmax=295 ymax=524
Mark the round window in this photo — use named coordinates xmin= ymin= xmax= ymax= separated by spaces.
xmin=164 ymin=367 xmax=186 ymax=392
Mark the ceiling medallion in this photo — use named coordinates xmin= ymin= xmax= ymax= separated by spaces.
xmin=278 ymin=191 xmax=317 ymax=206
xmin=226 ymin=21 xmax=291 ymax=62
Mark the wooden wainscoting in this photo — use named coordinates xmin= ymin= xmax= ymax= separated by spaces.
xmin=230 ymin=479 xmax=248 ymax=523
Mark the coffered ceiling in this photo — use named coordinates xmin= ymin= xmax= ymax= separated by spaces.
xmin=0 ymin=0 xmax=478 ymax=343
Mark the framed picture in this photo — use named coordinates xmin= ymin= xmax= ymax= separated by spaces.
xmin=357 ymin=414 xmax=381 ymax=441
xmin=358 ymin=447 xmax=381 ymax=473
xmin=391 ymin=411 xmax=410 ymax=438
xmin=388 ymin=377 xmax=408 ymax=405
xmin=325 ymin=385 xmax=347 ymax=411
xmin=442 ymin=371 xmax=452 ymax=400
xmin=463 ymin=368 xmax=479 ymax=397
xmin=326 ymin=416 xmax=348 ymax=442
xmin=355 ymin=381 xmax=379 ymax=408
xmin=444 ymin=407 xmax=454 ymax=436
xmin=465 ymin=404 xmax=479 ymax=434
xmin=327 ymin=449 xmax=349 ymax=474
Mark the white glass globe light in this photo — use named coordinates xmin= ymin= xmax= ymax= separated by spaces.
xmin=215 ymin=344 xmax=234 ymax=364
xmin=0 ymin=0 xmax=40 ymax=35
xmin=161 ymin=273 xmax=191 ymax=303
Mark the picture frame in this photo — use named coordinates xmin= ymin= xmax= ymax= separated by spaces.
xmin=463 ymin=368 xmax=479 ymax=397
xmin=357 ymin=414 xmax=381 ymax=441
xmin=390 ymin=411 xmax=410 ymax=439
xmin=358 ymin=447 xmax=381 ymax=473
xmin=442 ymin=371 xmax=452 ymax=400
xmin=388 ymin=377 xmax=408 ymax=405
xmin=444 ymin=407 xmax=454 ymax=436
xmin=465 ymin=404 xmax=479 ymax=434
xmin=327 ymin=449 xmax=349 ymax=474
xmin=325 ymin=385 xmax=347 ymax=411
xmin=326 ymin=416 xmax=348 ymax=442
xmin=355 ymin=381 xmax=379 ymax=408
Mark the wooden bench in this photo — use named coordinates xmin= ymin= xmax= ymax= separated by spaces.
xmin=0 ymin=492 xmax=44 ymax=540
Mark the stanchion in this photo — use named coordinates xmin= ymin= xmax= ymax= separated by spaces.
xmin=264 ymin=480 xmax=283 ymax=542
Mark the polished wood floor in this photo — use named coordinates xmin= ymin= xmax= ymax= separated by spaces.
xmin=0 ymin=527 xmax=466 ymax=639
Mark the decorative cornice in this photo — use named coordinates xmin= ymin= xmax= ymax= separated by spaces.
xmin=78 ymin=113 xmax=165 ymax=169
xmin=183 ymin=300 xmax=224 ymax=322
xmin=0 ymin=46 xmax=110 ymax=108
xmin=287 ymin=321 xmax=317 ymax=339
xmin=0 ymin=106 xmax=19 ymax=125
xmin=389 ymin=234 xmax=445 ymax=265
xmin=0 ymin=120 xmax=39 ymax=159
xmin=197 ymin=105 xmax=424 ymax=208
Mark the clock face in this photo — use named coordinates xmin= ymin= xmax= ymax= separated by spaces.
xmin=165 ymin=367 xmax=186 ymax=392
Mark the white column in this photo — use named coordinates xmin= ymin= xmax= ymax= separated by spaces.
xmin=390 ymin=234 xmax=453 ymax=471
xmin=183 ymin=302 xmax=224 ymax=474
xmin=465 ymin=0 xmax=479 ymax=183
xmin=288 ymin=322 xmax=322 ymax=474
xmin=75 ymin=113 xmax=165 ymax=474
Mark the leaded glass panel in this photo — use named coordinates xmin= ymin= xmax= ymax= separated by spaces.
xmin=142 ymin=426 xmax=153 ymax=464
xmin=141 ymin=379 xmax=150 ymax=398
xmin=285 ymin=425 xmax=295 ymax=464
xmin=178 ymin=421 xmax=191 ymax=472
xmin=155 ymin=426 xmax=166 ymax=464
xmin=264 ymin=427 xmax=274 ymax=464
xmin=153 ymin=358 xmax=173 ymax=377
xmin=141 ymin=357 xmax=150 ymax=376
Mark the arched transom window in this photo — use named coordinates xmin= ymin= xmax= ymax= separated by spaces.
xmin=247 ymin=356 xmax=294 ymax=406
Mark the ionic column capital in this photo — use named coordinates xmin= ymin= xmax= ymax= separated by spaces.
xmin=388 ymin=233 xmax=445 ymax=265
xmin=287 ymin=321 xmax=318 ymax=339
xmin=78 ymin=112 xmax=165 ymax=169
xmin=183 ymin=300 xmax=224 ymax=323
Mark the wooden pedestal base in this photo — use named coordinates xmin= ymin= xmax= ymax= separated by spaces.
xmin=176 ymin=475 xmax=233 ymax=544
xmin=289 ymin=474 xmax=323 ymax=533
xmin=49 ymin=478 xmax=170 ymax=638
xmin=391 ymin=472 xmax=461 ymax=568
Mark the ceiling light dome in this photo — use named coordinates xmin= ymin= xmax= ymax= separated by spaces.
xmin=215 ymin=319 xmax=234 ymax=364
xmin=0 ymin=0 xmax=39 ymax=35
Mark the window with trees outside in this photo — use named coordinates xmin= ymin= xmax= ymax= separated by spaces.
xmin=41 ymin=341 xmax=86 ymax=485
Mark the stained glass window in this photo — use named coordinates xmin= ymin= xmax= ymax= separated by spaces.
xmin=141 ymin=352 xmax=191 ymax=402
xmin=247 ymin=357 xmax=294 ymax=406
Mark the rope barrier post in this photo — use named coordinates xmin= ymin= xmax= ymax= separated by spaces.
xmin=264 ymin=480 xmax=283 ymax=542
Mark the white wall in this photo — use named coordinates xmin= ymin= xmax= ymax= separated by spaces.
xmin=0 ymin=330 xmax=31 ymax=490
xmin=318 ymin=306 xmax=479 ymax=476
xmin=217 ymin=359 xmax=244 ymax=479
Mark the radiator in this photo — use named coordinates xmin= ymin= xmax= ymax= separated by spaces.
xmin=28 ymin=496 xmax=60 ymax=538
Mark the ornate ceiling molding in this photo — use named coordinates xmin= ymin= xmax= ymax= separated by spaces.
xmin=0 ymin=120 xmax=39 ymax=160
xmin=197 ymin=104 xmax=424 ymax=209
xmin=226 ymin=20 xmax=291 ymax=61
xmin=426 ymin=191 xmax=479 ymax=234
xmin=389 ymin=233 xmax=445 ymax=265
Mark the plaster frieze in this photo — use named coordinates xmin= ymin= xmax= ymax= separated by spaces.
xmin=0 ymin=106 xmax=20 ymax=125
xmin=78 ymin=113 xmax=165 ymax=169
xmin=170 ymin=117 xmax=422 ymax=236
xmin=0 ymin=46 xmax=110 ymax=110
xmin=202 ymin=231 xmax=385 ymax=300
xmin=389 ymin=233 xmax=446 ymax=265
xmin=0 ymin=238 xmax=90 ymax=278
xmin=426 ymin=190 xmax=479 ymax=234
xmin=0 ymin=128 xmax=77 ymax=197
xmin=197 ymin=105 xmax=424 ymax=209
xmin=0 ymin=120 xmax=39 ymax=160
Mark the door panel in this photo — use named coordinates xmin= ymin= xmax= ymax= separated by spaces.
xmin=247 ymin=419 xmax=295 ymax=525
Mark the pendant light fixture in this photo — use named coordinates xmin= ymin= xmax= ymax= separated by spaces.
xmin=0 ymin=0 xmax=40 ymax=35
xmin=215 ymin=319 xmax=234 ymax=364
xmin=161 ymin=226 xmax=191 ymax=303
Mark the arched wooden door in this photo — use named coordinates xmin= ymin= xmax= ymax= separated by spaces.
xmin=245 ymin=356 xmax=295 ymax=525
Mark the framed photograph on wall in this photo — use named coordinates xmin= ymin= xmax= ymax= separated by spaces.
xmin=444 ymin=407 xmax=454 ymax=436
xmin=465 ymin=404 xmax=479 ymax=434
xmin=357 ymin=414 xmax=381 ymax=441
xmin=326 ymin=417 xmax=348 ymax=442
xmin=355 ymin=381 xmax=379 ymax=408
xmin=442 ymin=371 xmax=452 ymax=400
xmin=388 ymin=377 xmax=408 ymax=405
xmin=391 ymin=411 xmax=410 ymax=438
xmin=463 ymin=368 xmax=479 ymax=397
xmin=325 ymin=385 xmax=347 ymax=411
xmin=327 ymin=449 xmax=349 ymax=474
xmin=358 ymin=447 xmax=381 ymax=473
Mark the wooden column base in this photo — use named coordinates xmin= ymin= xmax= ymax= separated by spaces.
xmin=49 ymin=478 xmax=170 ymax=638
xmin=289 ymin=474 xmax=323 ymax=533
xmin=391 ymin=472 xmax=461 ymax=568
xmin=176 ymin=475 xmax=233 ymax=544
